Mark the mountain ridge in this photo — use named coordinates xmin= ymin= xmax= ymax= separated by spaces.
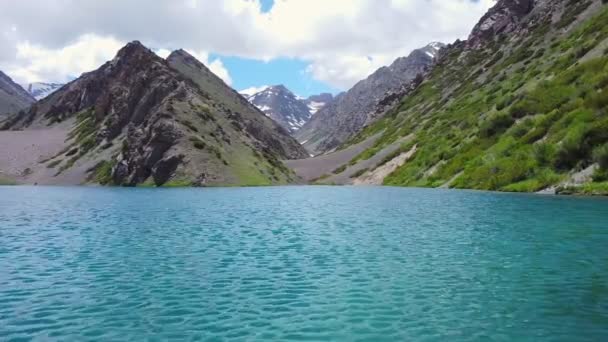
xmin=0 ymin=71 xmax=35 ymax=119
xmin=296 ymin=42 xmax=444 ymax=156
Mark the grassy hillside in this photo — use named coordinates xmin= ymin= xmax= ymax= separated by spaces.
xmin=345 ymin=1 xmax=608 ymax=195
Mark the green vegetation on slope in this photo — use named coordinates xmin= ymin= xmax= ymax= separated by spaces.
xmin=347 ymin=3 xmax=608 ymax=195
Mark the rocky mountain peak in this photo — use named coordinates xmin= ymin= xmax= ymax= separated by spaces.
xmin=167 ymin=49 xmax=200 ymax=66
xmin=270 ymin=84 xmax=289 ymax=92
xmin=115 ymin=40 xmax=150 ymax=58
xmin=245 ymin=84 xmax=313 ymax=133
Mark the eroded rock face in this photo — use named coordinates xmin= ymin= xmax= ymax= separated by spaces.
xmin=113 ymin=119 xmax=182 ymax=186
xmin=467 ymin=0 xmax=535 ymax=49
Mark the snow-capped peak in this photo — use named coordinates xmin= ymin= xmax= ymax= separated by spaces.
xmin=242 ymin=85 xmax=332 ymax=133
xmin=24 ymin=82 xmax=64 ymax=100
xmin=239 ymin=85 xmax=269 ymax=98
xmin=422 ymin=42 xmax=446 ymax=59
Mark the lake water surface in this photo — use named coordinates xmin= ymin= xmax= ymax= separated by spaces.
xmin=0 ymin=186 xmax=607 ymax=341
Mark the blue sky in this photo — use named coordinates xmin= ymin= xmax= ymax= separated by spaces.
xmin=259 ymin=0 xmax=274 ymax=13
xmin=218 ymin=0 xmax=339 ymax=97
xmin=215 ymin=54 xmax=339 ymax=97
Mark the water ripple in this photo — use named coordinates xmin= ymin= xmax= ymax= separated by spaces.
xmin=0 ymin=186 xmax=607 ymax=341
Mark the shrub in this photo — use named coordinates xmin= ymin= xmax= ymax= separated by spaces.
xmin=533 ymin=143 xmax=555 ymax=166
xmin=593 ymin=168 xmax=608 ymax=182
xmin=495 ymin=94 xmax=514 ymax=111
xmin=510 ymin=118 xmax=533 ymax=138
xmin=350 ymin=168 xmax=369 ymax=178
xmin=554 ymin=126 xmax=589 ymax=170
xmin=182 ymin=120 xmax=199 ymax=132
xmin=586 ymin=88 xmax=608 ymax=109
xmin=332 ymin=165 xmax=347 ymax=174
xmin=480 ymin=113 xmax=515 ymax=138
xmin=92 ymin=160 xmax=114 ymax=185
xmin=593 ymin=143 xmax=608 ymax=170
xmin=47 ymin=159 xmax=62 ymax=168
xmin=189 ymin=137 xmax=206 ymax=150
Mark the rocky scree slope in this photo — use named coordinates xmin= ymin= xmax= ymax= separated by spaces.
xmin=342 ymin=0 xmax=608 ymax=195
xmin=296 ymin=42 xmax=444 ymax=156
xmin=0 ymin=71 xmax=35 ymax=120
xmin=245 ymin=85 xmax=313 ymax=133
xmin=3 ymin=41 xmax=307 ymax=186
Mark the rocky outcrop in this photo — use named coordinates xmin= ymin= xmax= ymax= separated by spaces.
xmin=0 ymin=71 xmax=35 ymax=119
xmin=467 ymin=0 xmax=534 ymax=49
xmin=296 ymin=42 xmax=444 ymax=155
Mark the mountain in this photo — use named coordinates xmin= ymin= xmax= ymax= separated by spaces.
xmin=296 ymin=42 xmax=444 ymax=155
xmin=2 ymin=41 xmax=307 ymax=186
xmin=245 ymin=85 xmax=314 ymax=133
xmin=0 ymin=71 xmax=35 ymax=119
xmin=26 ymin=82 xmax=64 ymax=100
xmin=303 ymin=93 xmax=333 ymax=115
xmin=310 ymin=0 xmax=608 ymax=195
xmin=241 ymin=86 xmax=333 ymax=133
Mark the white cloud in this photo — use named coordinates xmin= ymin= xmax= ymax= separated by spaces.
xmin=0 ymin=0 xmax=494 ymax=89
xmin=154 ymin=48 xmax=172 ymax=59
xmin=152 ymin=48 xmax=232 ymax=85
xmin=184 ymin=50 xmax=233 ymax=86
xmin=6 ymin=34 xmax=124 ymax=84
xmin=239 ymin=85 xmax=270 ymax=97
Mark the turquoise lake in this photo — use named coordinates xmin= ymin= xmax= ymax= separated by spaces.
xmin=0 ymin=186 xmax=607 ymax=341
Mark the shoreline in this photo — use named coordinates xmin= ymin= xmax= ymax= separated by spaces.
xmin=2 ymin=182 xmax=607 ymax=198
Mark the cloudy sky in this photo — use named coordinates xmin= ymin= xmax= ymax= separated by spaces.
xmin=0 ymin=0 xmax=494 ymax=96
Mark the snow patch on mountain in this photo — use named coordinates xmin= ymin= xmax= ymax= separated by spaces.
xmin=25 ymin=82 xmax=64 ymax=100
xmin=243 ymin=85 xmax=332 ymax=133
xmin=239 ymin=85 xmax=269 ymax=97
